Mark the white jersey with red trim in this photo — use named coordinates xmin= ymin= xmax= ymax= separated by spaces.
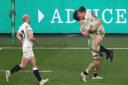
xmin=18 ymin=22 xmax=33 ymax=44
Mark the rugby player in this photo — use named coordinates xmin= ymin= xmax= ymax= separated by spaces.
xmin=5 ymin=14 xmax=48 ymax=85
xmin=73 ymin=6 xmax=113 ymax=82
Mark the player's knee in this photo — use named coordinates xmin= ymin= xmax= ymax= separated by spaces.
xmin=20 ymin=64 xmax=26 ymax=70
xmin=88 ymin=63 xmax=95 ymax=68
xmin=93 ymin=59 xmax=100 ymax=66
xmin=31 ymin=57 xmax=37 ymax=67
xmin=89 ymin=60 xmax=99 ymax=69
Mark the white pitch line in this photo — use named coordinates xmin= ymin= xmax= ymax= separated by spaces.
xmin=0 ymin=48 xmax=2 ymax=50
xmin=0 ymin=70 xmax=52 ymax=73
xmin=0 ymin=47 xmax=128 ymax=50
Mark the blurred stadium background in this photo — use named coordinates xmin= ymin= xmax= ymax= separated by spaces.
xmin=0 ymin=0 xmax=128 ymax=85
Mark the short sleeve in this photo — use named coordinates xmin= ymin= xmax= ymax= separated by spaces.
xmin=17 ymin=26 xmax=22 ymax=33
xmin=25 ymin=24 xmax=32 ymax=32
xmin=84 ymin=11 xmax=92 ymax=30
xmin=86 ymin=11 xmax=99 ymax=27
xmin=27 ymin=27 xmax=32 ymax=32
xmin=90 ymin=19 xmax=99 ymax=26
xmin=84 ymin=22 xmax=91 ymax=30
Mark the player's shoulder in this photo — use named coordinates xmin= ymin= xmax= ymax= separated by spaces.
xmin=85 ymin=11 xmax=92 ymax=18
xmin=22 ymin=23 xmax=32 ymax=30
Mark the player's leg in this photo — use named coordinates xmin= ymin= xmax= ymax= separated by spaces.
xmin=6 ymin=57 xmax=30 ymax=82
xmin=93 ymin=37 xmax=102 ymax=52
xmin=20 ymin=57 xmax=30 ymax=69
xmin=81 ymin=53 xmax=101 ymax=82
xmin=6 ymin=44 xmax=31 ymax=82
xmin=100 ymin=45 xmax=113 ymax=62
xmin=95 ymin=36 xmax=113 ymax=62
xmin=92 ymin=57 xmax=103 ymax=80
xmin=31 ymin=57 xmax=42 ymax=82
xmin=92 ymin=40 xmax=103 ymax=79
xmin=6 ymin=63 xmax=22 ymax=82
xmin=80 ymin=38 xmax=95 ymax=82
xmin=80 ymin=38 xmax=100 ymax=82
xmin=28 ymin=47 xmax=43 ymax=82
xmin=30 ymin=57 xmax=48 ymax=85
xmin=94 ymin=57 xmax=103 ymax=74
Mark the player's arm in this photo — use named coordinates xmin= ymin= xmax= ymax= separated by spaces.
xmin=87 ymin=12 xmax=101 ymax=33
xmin=79 ymin=21 xmax=89 ymax=37
xmin=27 ymin=31 xmax=38 ymax=44
xmin=89 ymin=19 xmax=102 ymax=33
xmin=80 ymin=28 xmax=89 ymax=37
xmin=16 ymin=32 xmax=23 ymax=45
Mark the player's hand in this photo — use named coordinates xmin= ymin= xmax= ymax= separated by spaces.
xmin=80 ymin=29 xmax=89 ymax=37
xmin=79 ymin=20 xmax=84 ymax=25
xmin=32 ymin=39 xmax=39 ymax=44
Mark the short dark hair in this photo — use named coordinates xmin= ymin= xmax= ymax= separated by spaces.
xmin=73 ymin=6 xmax=86 ymax=21
xmin=78 ymin=6 xmax=86 ymax=12
xmin=73 ymin=10 xmax=79 ymax=21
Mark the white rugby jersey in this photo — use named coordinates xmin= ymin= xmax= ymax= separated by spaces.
xmin=84 ymin=11 xmax=98 ymax=30
xmin=80 ymin=11 xmax=105 ymax=38
xmin=17 ymin=22 xmax=33 ymax=44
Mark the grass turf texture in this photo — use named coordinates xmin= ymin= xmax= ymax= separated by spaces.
xmin=0 ymin=36 xmax=128 ymax=85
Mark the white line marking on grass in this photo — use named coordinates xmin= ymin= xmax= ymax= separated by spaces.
xmin=0 ymin=70 xmax=52 ymax=73
xmin=0 ymin=47 xmax=128 ymax=50
xmin=0 ymin=48 xmax=2 ymax=50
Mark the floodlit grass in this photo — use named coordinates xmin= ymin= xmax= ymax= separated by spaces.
xmin=0 ymin=36 xmax=128 ymax=85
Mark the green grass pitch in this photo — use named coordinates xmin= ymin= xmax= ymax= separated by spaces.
xmin=0 ymin=36 xmax=128 ymax=85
